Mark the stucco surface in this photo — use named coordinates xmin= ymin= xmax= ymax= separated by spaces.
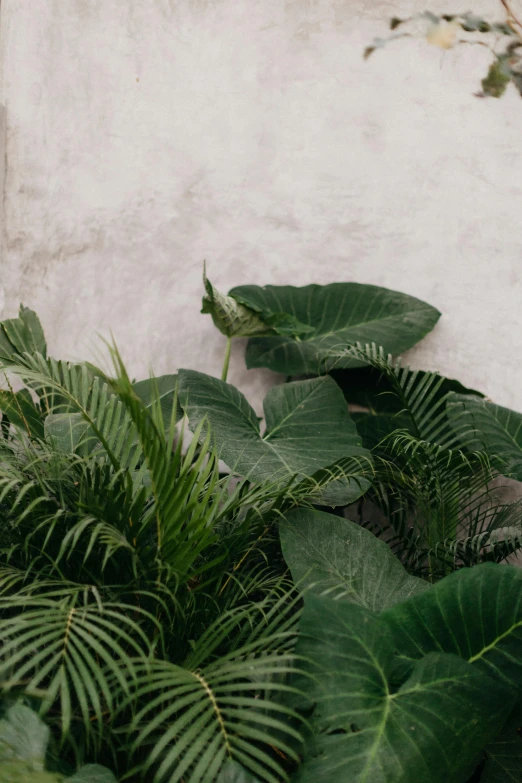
xmin=1 ymin=0 xmax=522 ymax=413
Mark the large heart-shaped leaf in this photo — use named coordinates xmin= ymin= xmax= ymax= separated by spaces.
xmin=280 ymin=509 xmax=428 ymax=611
xmin=229 ymin=283 xmax=440 ymax=375
xmin=291 ymin=596 xmax=512 ymax=783
xmin=383 ymin=563 xmax=522 ymax=689
xmin=448 ymin=393 xmax=522 ymax=480
xmin=0 ymin=704 xmax=116 ymax=783
xmin=178 ymin=371 xmax=371 ymax=495
xmin=0 ymin=703 xmax=48 ymax=770
xmin=482 ymin=699 xmax=522 ymax=782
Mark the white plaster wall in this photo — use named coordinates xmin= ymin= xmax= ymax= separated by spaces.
xmin=1 ymin=0 xmax=522 ymax=413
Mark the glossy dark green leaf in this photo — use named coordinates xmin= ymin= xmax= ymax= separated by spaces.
xmin=229 ymin=283 xmax=440 ymax=375
xmin=351 ymin=411 xmax=413 ymax=450
xmin=383 ymin=563 xmax=522 ymax=689
xmin=292 ymin=596 xmax=512 ymax=783
xmin=280 ymin=508 xmax=428 ymax=610
xmin=333 ymin=362 xmax=484 ymax=450
xmin=332 ymin=366 xmax=483 ymax=414
xmin=178 ymin=371 xmax=370 ymax=493
xmin=482 ymin=699 xmax=522 ymax=782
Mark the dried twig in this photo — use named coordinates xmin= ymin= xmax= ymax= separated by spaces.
xmin=500 ymin=0 xmax=522 ymax=37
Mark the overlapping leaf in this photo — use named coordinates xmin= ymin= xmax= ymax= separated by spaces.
xmin=383 ymin=563 xmax=522 ymax=689
xmin=178 ymin=371 xmax=371 ymax=495
xmin=332 ymin=356 xmax=483 ymax=450
xmin=229 ymin=283 xmax=440 ymax=375
xmin=280 ymin=509 xmax=428 ymax=611
xmin=132 ymin=374 xmax=182 ymax=426
xmin=291 ymin=596 xmax=512 ymax=783
xmin=482 ymin=699 xmax=522 ymax=782
xmin=0 ymin=703 xmax=117 ymax=783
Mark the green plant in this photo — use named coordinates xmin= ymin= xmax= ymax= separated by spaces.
xmin=0 ymin=309 xmax=315 ymax=782
xmin=364 ymin=4 xmax=522 ymax=99
xmin=204 ymin=281 xmax=522 ymax=578
xmin=0 ymin=702 xmax=116 ymax=782
xmin=281 ymin=508 xmax=522 ymax=783
xmin=2 ymin=269 xmax=522 ymax=783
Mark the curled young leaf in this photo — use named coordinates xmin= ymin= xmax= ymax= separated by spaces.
xmin=202 ymin=272 xmax=315 ymax=339
xmin=201 ymin=274 xmax=273 ymax=338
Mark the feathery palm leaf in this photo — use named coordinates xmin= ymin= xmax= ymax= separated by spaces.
xmin=122 ymin=586 xmax=304 ymax=783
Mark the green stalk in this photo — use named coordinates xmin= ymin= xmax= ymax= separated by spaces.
xmin=221 ymin=337 xmax=232 ymax=382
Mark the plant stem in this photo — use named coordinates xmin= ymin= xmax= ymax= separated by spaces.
xmin=500 ymin=0 xmax=522 ymax=36
xmin=221 ymin=337 xmax=232 ymax=382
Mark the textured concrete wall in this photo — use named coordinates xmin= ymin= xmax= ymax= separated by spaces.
xmin=1 ymin=0 xmax=522 ymax=413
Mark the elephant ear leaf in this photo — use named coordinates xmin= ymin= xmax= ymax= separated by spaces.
xmin=291 ymin=596 xmax=513 ymax=783
xmin=132 ymin=374 xmax=182 ymax=427
xmin=482 ymin=699 xmax=522 ymax=782
xmin=45 ymin=412 xmax=93 ymax=453
xmin=280 ymin=508 xmax=428 ymax=611
xmin=229 ymin=282 xmax=440 ymax=375
xmin=382 ymin=563 xmax=522 ymax=689
xmin=0 ymin=702 xmax=116 ymax=783
xmin=0 ymin=703 xmax=48 ymax=770
xmin=178 ymin=371 xmax=371 ymax=501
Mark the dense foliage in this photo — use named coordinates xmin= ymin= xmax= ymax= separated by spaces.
xmin=0 ymin=278 xmax=522 ymax=783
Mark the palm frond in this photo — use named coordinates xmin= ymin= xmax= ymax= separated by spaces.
xmin=364 ymin=430 xmax=522 ymax=577
xmin=0 ymin=591 xmax=156 ymax=742
xmin=336 ymin=343 xmax=466 ymax=447
xmin=121 ymin=586 xmax=304 ymax=783
xmin=4 ymin=354 xmax=142 ymax=473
